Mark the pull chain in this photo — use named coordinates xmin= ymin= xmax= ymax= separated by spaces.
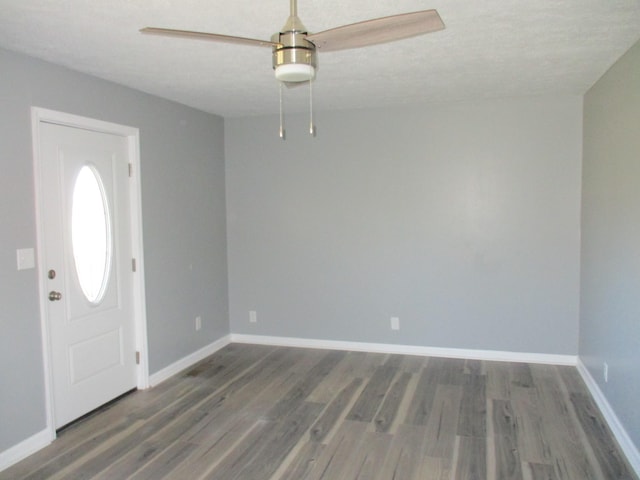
xmin=279 ymin=82 xmax=286 ymax=140
xmin=309 ymin=76 xmax=315 ymax=136
xmin=278 ymin=76 xmax=316 ymax=139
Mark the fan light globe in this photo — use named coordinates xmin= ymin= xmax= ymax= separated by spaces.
xmin=275 ymin=64 xmax=315 ymax=82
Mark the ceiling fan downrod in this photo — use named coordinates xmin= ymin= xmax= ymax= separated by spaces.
xmin=271 ymin=0 xmax=316 ymax=83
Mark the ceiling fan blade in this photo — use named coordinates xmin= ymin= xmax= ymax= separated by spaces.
xmin=140 ymin=27 xmax=278 ymax=48
xmin=305 ymin=9 xmax=444 ymax=52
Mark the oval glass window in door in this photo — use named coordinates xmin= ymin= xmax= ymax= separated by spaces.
xmin=71 ymin=165 xmax=112 ymax=304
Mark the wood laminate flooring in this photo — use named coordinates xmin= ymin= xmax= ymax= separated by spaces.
xmin=2 ymin=344 xmax=637 ymax=479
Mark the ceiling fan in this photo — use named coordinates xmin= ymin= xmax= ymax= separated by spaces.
xmin=141 ymin=0 xmax=445 ymax=137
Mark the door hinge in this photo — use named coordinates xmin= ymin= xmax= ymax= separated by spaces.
xmin=135 ymin=351 xmax=141 ymax=365
xmin=128 ymin=163 xmax=133 ymax=177
xmin=132 ymin=258 xmax=137 ymax=272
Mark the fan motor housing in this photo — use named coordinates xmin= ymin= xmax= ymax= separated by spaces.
xmin=272 ymin=31 xmax=317 ymax=82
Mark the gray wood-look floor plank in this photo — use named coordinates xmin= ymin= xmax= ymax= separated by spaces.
xmin=276 ymin=439 xmax=326 ymax=480
xmin=1 ymin=344 xmax=637 ymax=480
xmin=346 ymin=365 xmax=398 ymax=423
xmin=182 ymin=342 xmax=248 ymax=378
xmin=373 ymin=371 xmax=411 ymax=433
xmin=128 ymin=441 xmax=199 ymax=480
xmin=492 ymin=398 xmax=518 ymax=436
xmin=10 ymin=374 xmax=198 ymax=479
xmin=303 ymin=421 xmax=369 ymax=480
xmin=522 ymin=462 xmax=558 ymax=480
xmin=194 ymin=346 xmax=295 ymax=414
xmin=195 ymin=418 xmax=271 ymax=480
xmin=510 ymin=362 xmax=534 ymax=388
xmin=309 ymin=377 xmax=363 ymax=443
xmin=486 ymin=360 xmax=512 ymax=400
xmin=167 ymin=416 xmax=262 ymax=479
xmin=310 ymin=421 xmax=370 ymax=479
xmin=454 ymin=435 xmax=487 ymax=480
xmin=208 ymin=401 xmax=324 ymax=480
xmin=48 ymin=384 xmax=219 ymax=480
xmin=569 ymin=391 xmax=635 ymax=479
xmin=307 ymin=351 xmax=364 ymax=404
xmin=375 ymin=424 xmax=427 ymax=480
xmin=533 ymin=368 xmax=606 ymax=480
xmin=397 ymin=354 xmax=427 ymax=373
xmin=355 ymin=352 xmax=390 ymax=377
xmin=417 ymin=455 xmax=453 ymax=480
xmin=494 ymin=432 xmax=523 ymax=480
xmin=556 ymin=364 xmax=589 ymax=394
xmin=92 ymin=407 xmax=210 ymax=479
xmin=186 ymin=343 xmax=277 ymax=387
xmin=353 ymin=432 xmax=393 ymax=479
xmin=21 ymin=420 xmax=143 ymax=480
xmin=464 ymin=359 xmax=483 ymax=376
xmin=266 ymin=350 xmax=346 ymax=421
xmin=491 ymin=395 xmax=524 ymax=478
xmin=423 ymin=384 xmax=463 ymax=459
xmin=404 ymin=360 xmax=440 ymax=426
xmin=510 ymin=385 xmax=552 ymax=464
xmin=437 ymin=357 xmax=467 ymax=386
xmin=457 ymin=373 xmax=486 ymax=437
xmin=382 ymin=353 xmax=404 ymax=369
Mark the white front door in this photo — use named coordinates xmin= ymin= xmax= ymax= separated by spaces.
xmin=39 ymin=121 xmax=138 ymax=428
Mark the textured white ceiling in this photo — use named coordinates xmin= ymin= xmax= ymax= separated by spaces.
xmin=1 ymin=0 xmax=639 ymax=117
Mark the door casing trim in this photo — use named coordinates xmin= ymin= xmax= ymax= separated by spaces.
xmin=31 ymin=107 xmax=149 ymax=441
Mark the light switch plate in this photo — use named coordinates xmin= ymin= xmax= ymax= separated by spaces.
xmin=17 ymin=248 xmax=35 ymax=270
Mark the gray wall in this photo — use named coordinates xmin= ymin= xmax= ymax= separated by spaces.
xmin=581 ymin=40 xmax=640 ymax=448
xmin=0 ymin=47 xmax=228 ymax=452
xmin=225 ymin=95 xmax=583 ymax=354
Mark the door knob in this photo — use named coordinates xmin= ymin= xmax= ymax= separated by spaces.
xmin=48 ymin=291 xmax=62 ymax=301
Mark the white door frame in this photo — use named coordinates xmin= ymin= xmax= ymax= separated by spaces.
xmin=31 ymin=107 xmax=149 ymax=441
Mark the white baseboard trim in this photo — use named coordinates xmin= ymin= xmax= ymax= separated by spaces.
xmin=230 ymin=334 xmax=577 ymax=366
xmin=148 ymin=334 xmax=232 ymax=387
xmin=0 ymin=428 xmax=53 ymax=472
xmin=577 ymin=359 xmax=640 ymax=476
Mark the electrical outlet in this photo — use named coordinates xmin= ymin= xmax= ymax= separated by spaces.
xmin=390 ymin=317 xmax=400 ymax=330
xmin=249 ymin=310 xmax=257 ymax=323
xmin=603 ymin=362 xmax=609 ymax=383
xmin=195 ymin=316 xmax=202 ymax=331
